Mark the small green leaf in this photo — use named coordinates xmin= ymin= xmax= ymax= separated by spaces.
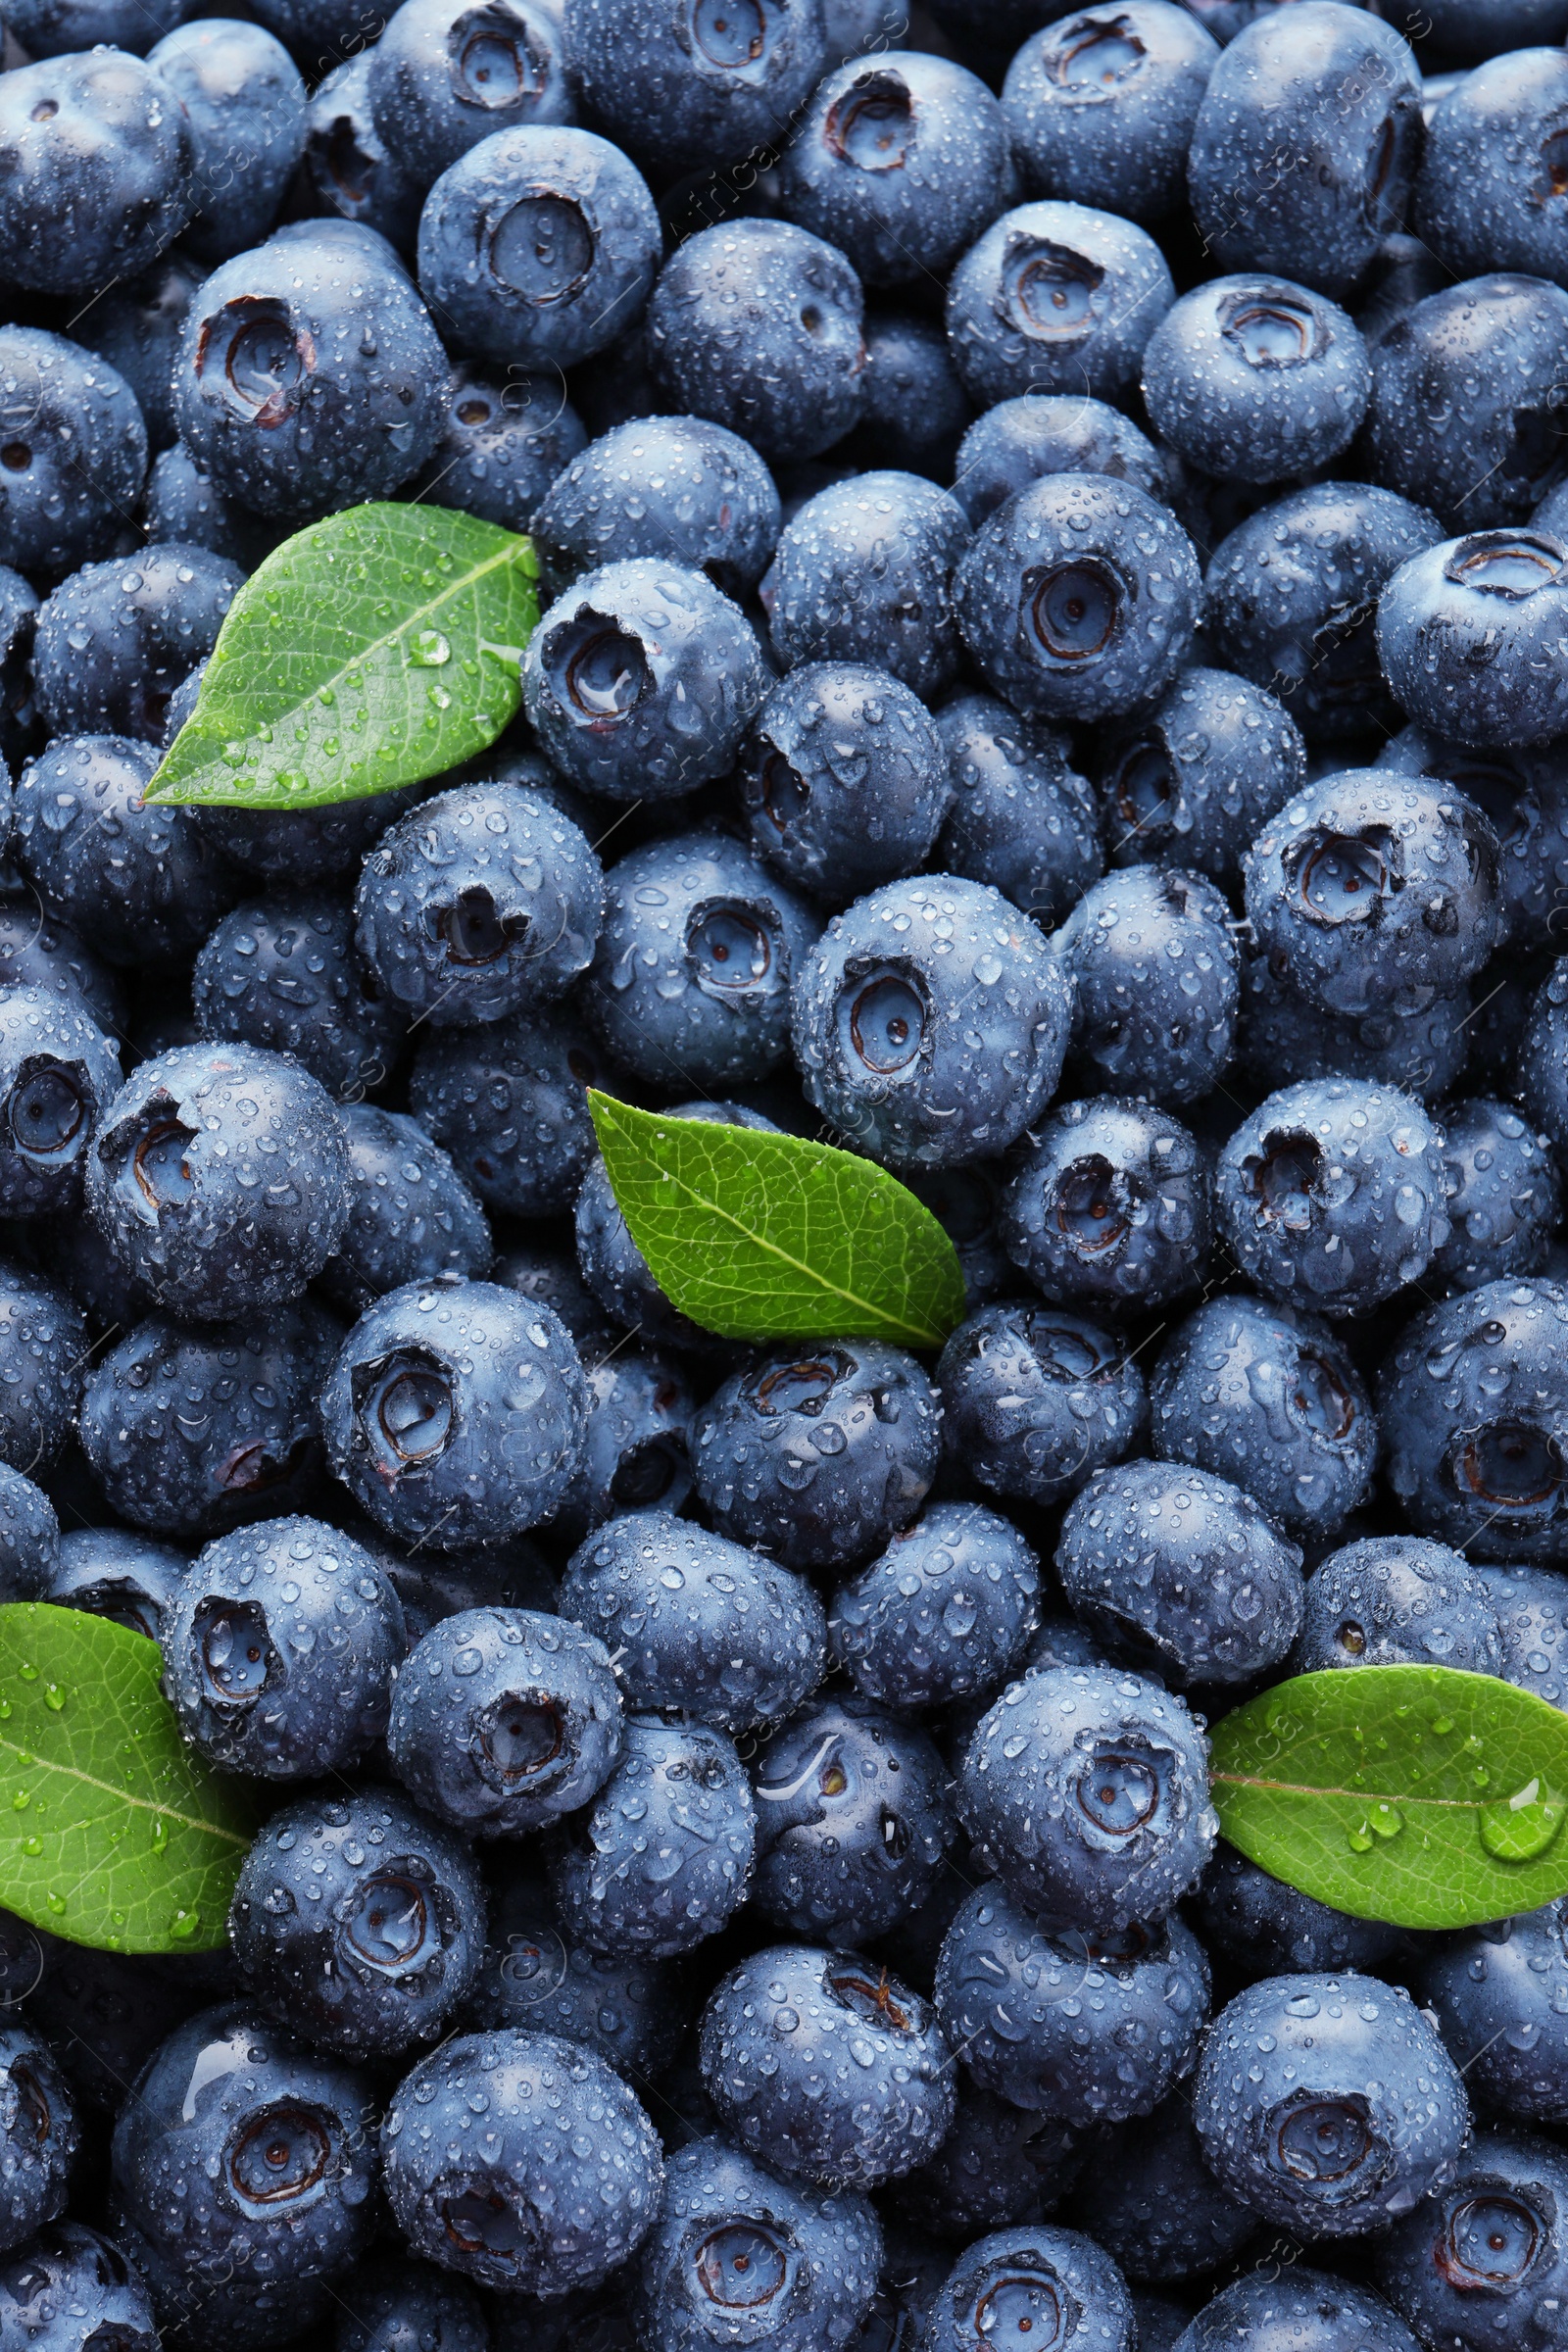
xmin=0 ymin=1603 xmax=257 ymax=1953
xmin=588 ymin=1092 xmax=966 ymax=1350
xmin=1210 ymin=1662 xmax=1568 ymax=1930
xmin=145 ymin=502 xmax=539 ymax=809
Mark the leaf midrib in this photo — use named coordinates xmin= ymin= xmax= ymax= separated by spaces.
xmin=1213 ymin=1768 xmax=1502 ymax=1814
xmin=0 ymin=1727 xmax=250 ymax=1849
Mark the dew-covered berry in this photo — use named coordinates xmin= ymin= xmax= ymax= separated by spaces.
xmin=936 ymin=1301 xmax=1148 ymax=1509
xmin=829 ymin=1500 xmax=1040 ymax=1711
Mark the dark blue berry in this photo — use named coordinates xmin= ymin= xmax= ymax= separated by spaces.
xmin=830 ymin=1499 xmax=1040 ymax=1711
xmin=946 ymin=203 xmax=1174 ymax=410
xmin=550 ymin=1712 xmax=756 ymax=1957
xmin=192 ymin=892 xmax=406 ymax=1101
xmin=936 ymin=1300 xmax=1149 ymax=1508
xmin=532 ymin=413 xmax=781 ymax=601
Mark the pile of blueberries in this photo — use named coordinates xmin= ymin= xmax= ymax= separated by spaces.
xmin=9 ymin=0 xmax=1568 ymax=2346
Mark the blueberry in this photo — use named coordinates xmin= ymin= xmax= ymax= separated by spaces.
xmin=693 ymin=1339 xmax=939 ymax=1568
xmin=303 ymin=54 xmax=423 ymax=253
xmin=749 ymin=1691 xmax=954 ymax=1944
xmin=163 ymin=1512 xmax=404 ymax=1777
xmin=355 ymin=781 xmax=603 ymax=1032
xmin=410 ymin=1004 xmax=605 ymax=1218
xmin=0 ymin=568 xmax=38 ymax=772
xmin=1171 ymin=2268 xmax=1424 ymax=2352
xmin=492 ymin=1233 xmax=617 ymax=1353
xmin=1004 ymin=1094 xmax=1212 ymax=1314
xmin=0 ymin=330 xmax=147 ymax=582
xmin=946 ymin=202 xmax=1174 ymax=411
xmin=0 ymin=2226 xmax=157 ymax=2352
xmin=562 ymin=1507 xmax=826 ymax=1729
xmin=0 ymin=1466 xmax=59 ymax=1605
xmin=1193 ymin=1844 xmax=1407 ymax=1980
xmin=1293 ymin=1532 xmax=1502 ymax=1678
xmin=1366 ymin=275 xmax=1568 ymax=530
xmin=852 ymin=306 xmax=975 ymax=480
xmin=550 ymin=1712 xmax=756 ymax=1957
xmin=324 ymin=1279 xmax=584 ymax=1546
xmin=646 ymin=220 xmax=865 ymax=466
xmin=957 ymin=1666 xmax=1216 ymax=1931
xmin=1238 ymin=950 xmax=1473 ymax=1102
xmin=190 ymin=892 xmax=400 ymax=1102
xmin=142 ymin=444 xmax=277 ymax=569
xmin=1064 ymin=1461 xmax=1301 ymax=1689
xmin=922 ymin=2225 xmax=1135 ymax=2352
xmin=1054 ymin=867 xmax=1238 ymax=1105
xmin=173 ymin=230 xmax=447 ymax=519
xmin=1376 ymin=726 xmax=1568 ymax=952
xmin=936 ymin=1300 xmax=1149 ymax=1509
xmin=1070 ymin=2094 xmax=1257 ymax=2285
xmin=1478 ymin=1559 xmax=1568 ymax=1707
xmin=1094 ymin=665 xmax=1305 ymax=886
xmin=1381 ymin=1277 xmax=1568 ymax=1562
xmin=418 ymin=126 xmax=660 ymax=370
xmin=1431 ymin=1096 xmax=1562 ymax=1292
xmin=1215 ymin=1078 xmax=1450 ymax=1316
xmin=15 ymin=735 xmax=235 ymax=969
xmin=575 ymin=1101 xmax=776 ymax=1349
xmin=955 ymin=475 xmax=1201 ymax=725
xmin=892 ymin=2085 xmax=1082 ymax=2245
xmin=1004 ymin=2 xmax=1218 ymax=223
xmin=77 ymin=1300 xmax=337 ymax=1539
xmin=1132 ymin=2292 xmax=1195 ymax=2352
xmin=0 ymin=1259 xmax=87 ymax=1475
xmin=0 ymin=51 xmax=194 ymax=296
xmin=1186 ymin=2 xmax=1422 ymax=298
xmin=739 ymin=661 xmax=951 ymax=906
xmin=561 ymin=0 xmax=826 ymax=179
xmin=776 ymin=51 xmax=1008 ymax=286
xmin=5 ymin=0 xmax=196 ymax=48
xmin=1383 ymin=525 xmax=1568 ymax=751
xmin=412 ymin=363 xmax=588 ymax=534
xmin=1374 ymin=2129 xmax=1568 ymax=2352
xmin=951 ymin=395 xmax=1168 ymax=532
xmin=933 ymin=689 xmax=1103 ymax=928
xmin=829 ymin=1499 xmax=1039 ymax=1711
xmin=86 ymin=1040 xmax=350 ymax=1321
xmin=469 ymin=1854 xmax=689 ymax=2073
xmin=582 ymin=830 xmax=819 ymax=1087
xmin=523 ymin=561 xmax=768 ymax=803
xmin=116 ymin=2229 xmax=331 ymax=2352
xmin=191 ymin=775 xmax=433 ymax=891
xmin=1193 ymin=1969 xmax=1469 ymax=2238
xmin=381 ymin=2028 xmax=663 ymax=2293
xmin=0 ymin=897 xmax=130 ymax=1046
xmin=0 ymin=985 xmax=120 ymax=1220
xmin=1144 ymin=273 xmax=1370 ymax=489
xmin=792 ymin=874 xmax=1072 ymax=1169
xmin=0 ymin=2022 xmax=75 ymax=2253
xmin=147 ymin=21 xmax=306 ymax=262
xmin=1416 ymin=52 xmax=1568 ymax=289
xmin=43 ymin=1525 xmax=187 ymax=1641
xmin=699 ymin=1943 xmax=953 ymax=2188
xmin=367 ymin=0 xmax=573 ymax=185
xmin=75 ymin=251 xmax=204 ymax=456
xmin=532 ymin=414 xmax=781 ymax=601
xmin=760 ymin=469 xmax=970 ymax=699
xmin=636 ymin=2133 xmax=882 ymax=2352
xmin=112 ymin=2001 xmax=377 ymax=2284
xmin=319 ymin=1110 xmax=490 ymax=1319
xmin=333 ymin=2257 xmax=489 ymax=2352
xmin=1151 ymin=1293 xmax=1376 ymax=1542
xmin=538 ymin=1338 xmax=699 ymax=1534
xmin=388 ymin=1605 xmax=621 ymax=1835
xmin=1203 ymin=481 xmax=1444 ymax=743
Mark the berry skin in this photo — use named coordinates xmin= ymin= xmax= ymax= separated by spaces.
xmin=301 ymin=59 xmax=419 ymax=255
xmin=0 ymin=1465 xmax=57 ymax=1606
xmin=0 ymin=51 xmax=193 ymax=295
xmin=738 ymin=661 xmax=952 ymax=907
xmin=523 ymin=562 xmax=768 ymax=803
xmin=1379 ymin=1278 xmax=1568 ymax=1564
xmin=946 ymin=202 xmax=1174 ymax=411
xmin=1172 ymin=2268 xmax=1424 ymax=2352
xmin=1432 ymin=1097 xmax=1562 ymax=1293
xmin=922 ymin=2226 xmax=1135 ymax=2352
xmin=1150 ymin=1294 xmax=1376 ymax=1542
xmin=317 ymin=1105 xmax=491 ymax=1317
xmin=1214 ymin=1078 xmax=1450 ymax=1318
xmin=192 ymin=893 xmax=407 ymax=1102
xmin=1057 ymin=1458 xmax=1304 ymax=1688
xmin=1054 ymin=868 xmax=1239 ymax=1105
xmin=561 ymin=1507 xmax=826 ymax=1731
xmin=549 ymin=1713 xmax=757 ymax=1959
xmin=760 ymin=469 xmax=971 ymax=700
xmin=0 ymin=330 xmax=147 ymax=581
xmin=562 ymin=0 xmax=825 ymax=181
xmin=1004 ymin=2 xmax=1218 ymax=225
xmin=1291 ymin=1535 xmax=1504 ymax=1676
xmin=749 ymin=1692 xmax=955 ymax=1945
xmin=1004 ymin=1094 xmax=1211 ymax=1315
xmin=646 ymin=221 xmax=866 ymax=466
xmin=692 ymin=1340 xmax=940 ymax=1570
xmin=1238 ymin=953 xmax=1474 ymax=1104
xmin=0 ymin=2226 xmax=158 ymax=2352
xmin=413 ymin=362 xmax=587 ymax=534
xmin=365 ymin=0 xmax=572 ymax=184
xmin=0 ymin=986 xmax=121 ymax=1219
xmin=581 ymin=830 xmax=820 ymax=1089
xmin=0 ymin=2022 xmax=76 ymax=2252
xmin=1373 ymin=2131 xmax=1568 ymax=2352
xmin=953 ymin=394 xmax=1168 ymax=532
xmin=934 ymin=689 xmax=1103 ymax=929
xmin=1070 ymin=2093 xmax=1257 ymax=2285
xmin=1143 ymin=274 xmax=1370 ymax=486
xmin=44 ymin=1525 xmax=186 ymax=1640
xmin=1382 ymin=527 xmax=1568 ymax=753
xmin=532 ymin=413 xmax=781 ymax=601
xmin=112 ymin=2001 xmax=377 ymax=2285
xmin=146 ymin=19 xmax=306 ymax=263
xmin=76 ymin=1299 xmax=339 ymax=1542
xmin=936 ymin=1300 xmax=1149 ymax=1509
xmin=935 ymin=1882 xmax=1210 ymax=2126
xmin=957 ymin=1667 xmax=1216 ymax=1933
xmin=1419 ymin=1902 xmax=1568 ymax=2128
xmin=556 ymin=1346 xmax=698 ymax=1540
xmin=162 ymin=1513 xmax=405 ymax=1779
xmin=387 ymin=1606 xmax=622 ymax=1838
xmin=86 ymin=1041 xmax=352 ymax=1323
xmin=699 ymin=1943 xmax=954 ymax=2189
xmin=1093 ymin=665 xmax=1306 ymax=887
xmin=1193 ymin=1970 xmax=1470 ymax=2238
xmin=32 ymin=545 xmax=243 ymax=743
xmin=791 ymin=874 xmax=1073 ymax=1170
xmin=380 ymin=2028 xmax=663 ymax=2295
xmin=851 ymin=305 xmax=975 ymax=479
xmin=332 ymin=2258 xmax=489 ymax=2352
xmin=354 ymin=781 xmax=604 ymax=1031
xmin=1193 ymin=1845 xmax=1407 ymax=1982
xmin=955 ymin=474 xmax=1200 ymax=726
xmin=191 ymin=774 xmax=432 ymax=892
xmin=321 ymin=1280 xmax=585 ymax=1548
xmin=227 ymin=1784 xmax=486 ymax=2061
xmin=410 ymin=1004 xmax=606 ymax=1220
xmin=636 ymin=2134 xmax=882 ymax=2352
xmin=892 ymin=2085 xmax=1082 ymax=2245
xmin=829 ymin=1500 xmax=1041 ymax=1711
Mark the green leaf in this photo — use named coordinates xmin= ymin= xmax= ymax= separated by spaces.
xmin=145 ymin=502 xmax=540 ymax=809
xmin=588 ymin=1091 xmax=966 ymax=1349
xmin=1210 ymin=1662 xmax=1568 ymax=1930
xmin=0 ymin=1603 xmax=257 ymax=1954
